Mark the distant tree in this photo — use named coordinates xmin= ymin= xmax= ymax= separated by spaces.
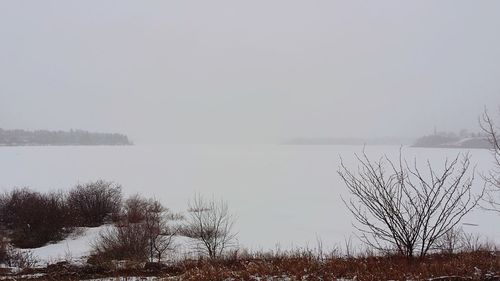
xmin=182 ymin=194 xmax=237 ymax=259
xmin=338 ymin=150 xmax=483 ymax=259
xmin=480 ymin=108 xmax=500 ymax=213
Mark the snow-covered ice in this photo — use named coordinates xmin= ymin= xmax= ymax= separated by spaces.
xmin=0 ymin=144 xmax=498 ymax=261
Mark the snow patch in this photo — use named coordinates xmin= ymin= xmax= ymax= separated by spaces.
xmin=28 ymin=225 xmax=111 ymax=265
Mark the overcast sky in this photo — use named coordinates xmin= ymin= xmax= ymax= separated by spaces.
xmin=1 ymin=1 xmax=499 ymax=144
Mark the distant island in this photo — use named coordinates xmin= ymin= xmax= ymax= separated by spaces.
xmin=284 ymin=132 xmax=492 ymax=149
xmin=412 ymin=131 xmax=490 ymax=149
xmin=284 ymin=137 xmax=414 ymax=146
xmin=0 ymin=128 xmax=132 ymax=146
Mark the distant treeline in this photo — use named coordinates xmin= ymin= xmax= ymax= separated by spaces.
xmin=0 ymin=128 xmax=132 ymax=146
xmin=412 ymin=130 xmax=490 ymax=149
xmin=284 ymin=137 xmax=414 ymax=146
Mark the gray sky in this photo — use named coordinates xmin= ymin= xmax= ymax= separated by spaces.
xmin=1 ymin=0 xmax=499 ymax=144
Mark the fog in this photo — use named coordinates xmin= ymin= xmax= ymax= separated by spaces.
xmin=1 ymin=0 xmax=499 ymax=144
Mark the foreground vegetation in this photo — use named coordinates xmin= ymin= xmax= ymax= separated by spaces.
xmin=0 ymin=180 xmax=238 ymax=269
xmin=1 ymin=250 xmax=498 ymax=280
xmin=0 ymin=180 xmax=123 ymax=249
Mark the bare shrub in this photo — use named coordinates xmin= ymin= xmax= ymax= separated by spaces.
xmin=338 ymin=150 xmax=483 ymax=259
xmin=480 ymin=108 xmax=500 ymax=213
xmin=142 ymin=199 xmax=181 ymax=262
xmin=435 ymin=227 xmax=464 ymax=254
xmin=92 ymin=196 xmax=180 ymax=263
xmin=0 ymin=188 xmax=70 ymax=248
xmin=122 ymin=194 xmax=150 ymax=223
xmin=91 ymin=224 xmax=149 ymax=262
xmin=182 ymin=194 xmax=237 ymax=259
xmin=68 ymin=180 xmax=122 ymax=227
xmin=459 ymin=232 xmax=497 ymax=252
xmin=437 ymin=228 xmax=498 ymax=254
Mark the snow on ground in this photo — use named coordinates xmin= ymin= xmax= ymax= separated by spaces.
xmin=27 ymin=225 xmax=111 ymax=265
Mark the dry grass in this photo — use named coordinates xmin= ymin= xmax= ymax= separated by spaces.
xmin=172 ymin=251 xmax=499 ymax=280
xmin=6 ymin=250 xmax=499 ymax=280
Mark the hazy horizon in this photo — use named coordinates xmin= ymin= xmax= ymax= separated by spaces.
xmin=1 ymin=1 xmax=499 ymax=144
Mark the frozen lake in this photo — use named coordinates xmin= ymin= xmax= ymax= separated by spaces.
xmin=0 ymin=144 xmax=498 ymax=253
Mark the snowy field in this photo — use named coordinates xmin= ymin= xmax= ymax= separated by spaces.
xmin=0 ymin=144 xmax=498 ymax=263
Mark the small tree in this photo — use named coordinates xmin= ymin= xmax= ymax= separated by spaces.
xmin=480 ymin=108 xmax=500 ymax=213
xmin=338 ymin=150 xmax=483 ymax=259
xmin=182 ymin=194 xmax=237 ymax=259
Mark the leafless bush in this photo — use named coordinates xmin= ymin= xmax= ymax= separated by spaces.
xmin=0 ymin=188 xmax=71 ymax=248
xmin=436 ymin=227 xmax=498 ymax=254
xmin=142 ymin=198 xmax=181 ymax=262
xmin=480 ymin=108 xmax=500 ymax=213
xmin=0 ymin=181 xmax=122 ymax=248
xmin=338 ymin=150 xmax=483 ymax=259
xmin=435 ymin=227 xmax=464 ymax=254
xmin=459 ymin=231 xmax=497 ymax=252
xmin=122 ymin=194 xmax=150 ymax=223
xmin=68 ymin=180 xmax=122 ymax=227
xmin=91 ymin=224 xmax=149 ymax=262
xmin=182 ymin=194 xmax=237 ymax=259
xmin=92 ymin=196 xmax=180 ymax=263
